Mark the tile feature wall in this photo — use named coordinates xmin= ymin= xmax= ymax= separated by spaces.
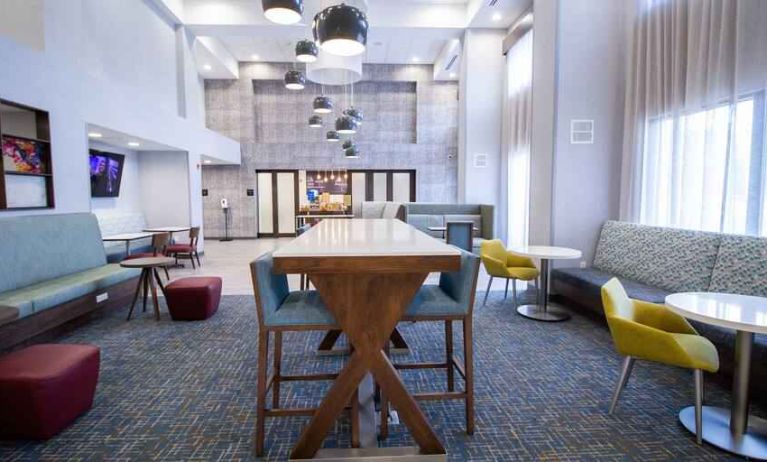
xmin=202 ymin=63 xmax=458 ymax=238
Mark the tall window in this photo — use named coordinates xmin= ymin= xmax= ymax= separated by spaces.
xmin=640 ymin=93 xmax=766 ymax=235
xmin=505 ymin=29 xmax=533 ymax=247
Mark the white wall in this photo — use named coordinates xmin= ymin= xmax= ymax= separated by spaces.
xmin=459 ymin=28 xmax=505 ymax=229
xmin=0 ymin=0 xmax=240 ymax=251
xmin=88 ymin=141 xmax=141 ymax=213
xmin=138 ymin=151 xmax=191 ymax=230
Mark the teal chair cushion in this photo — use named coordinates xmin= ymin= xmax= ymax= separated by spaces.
xmin=265 ymin=290 xmax=337 ymax=327
xmin=406 ymin=249 xmax=479 ymax=317
xmin=0 ymin=264 xmax=140 ymax=316
xmin=0 ymin=213 xmax=108 ymax=293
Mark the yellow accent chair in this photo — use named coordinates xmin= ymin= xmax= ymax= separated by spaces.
xmin=479 ymin=239 xmax=540 ymax=307
xmin=601 ymin=278 xmax=719 ymax=444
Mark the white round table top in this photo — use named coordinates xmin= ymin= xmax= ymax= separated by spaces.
xmin=665 ymin=292 xmax=767 ymax=334
xmin=508 ymin=245 xmax=582 ymax=260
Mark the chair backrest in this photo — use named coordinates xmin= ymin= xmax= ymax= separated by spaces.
xmin=600 ymin=278 xmax=635 ymax=321
xmin=439 ymin=249 xmax=481 ymax=315
xmin=249 ymin=251 xmax=290 ymax=327
xmin=480 ymin=239 xmax=506 ymax=263
xmin=189 ymin=227 xmax=200 ymax=249
xmin=151 ymin=232 xmax=171 ymax=255
xmin=446 ymin=221 xmax=473 ymax=252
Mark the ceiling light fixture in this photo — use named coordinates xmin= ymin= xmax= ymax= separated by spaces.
xmin=128 ymin=141 xmax=140 ymax=147
xmin=88 ymin=132 xmax=102 ymax=138
xmin=344 ymin=146 xmax=360 ymax=158
xmin=335 ymin=115 xmax=358 ymax=134
xmin=450 ymin=72 xmax=457 ymax=78
xmin=492 ymin=13 xmax=502 ymax=21
xmin=326 ymin=130 xmax=340 ymax=142
xmin=203 ymin=160 xmax=212 ymax=164
xmin=284 ymin=70 xmax=306 ymax=90
xmin=342 ymin=139 xmax=353 ymax=150
xmin=203 ymin=64 xmax=212 ymax=71
xmin=411 ymin=56 xmax=420 ymax=63
xmin=262 ymin=0 xmax=303 ymax=25
xmin=313 ymin=4 xmax=368 ymax=57
xmin=313 ymin=96 xmax=333 ymax=113
xmin=296 ymin=39 xmax=319 ymax=63
xmin=308 ymin=115 xmax=323 ymax=128
xmin=343 ymin=107 xmax=363 ymax=124
xmin=251 ymin=54 xmax=260 ymax=60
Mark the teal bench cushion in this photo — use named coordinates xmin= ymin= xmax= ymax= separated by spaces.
xmin=708 ymin=234 xmax=767 ymax=297
xmin=0 ymin=213 xmax=108 ymax=293
xmin=0 ymin=264 xmax=139 ymax=316
xmin=592 ymin=221 xmax=721 ymax=293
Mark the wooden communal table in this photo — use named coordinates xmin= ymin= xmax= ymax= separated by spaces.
xmin=273 ymin=218 xmax=460 ymax=460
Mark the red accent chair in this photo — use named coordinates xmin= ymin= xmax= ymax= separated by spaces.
xmin=165 ymin=276 xmax=222 ymax=321
xmin=0 ymin=344 xmax=100 ymax=440
xmin=166 ymin=227 xmax=201 ymax=269
xmin=123 ymin=231 xmax=171 ymax=279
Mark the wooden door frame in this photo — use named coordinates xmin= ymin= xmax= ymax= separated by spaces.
xmin=347 ymin=169 xmax=417 ymax=202
xmin=256 ymin=169 xmax=299 ymax=238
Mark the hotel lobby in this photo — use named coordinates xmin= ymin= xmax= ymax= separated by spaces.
xmin=0 ymin=0 xmax=766 ymax=460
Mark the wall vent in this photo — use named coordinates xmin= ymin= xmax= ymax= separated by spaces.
xmin=570 ymin=119 xmax=594 ymax=144
xmin=473 ymin=153 xmax=488 ymax=168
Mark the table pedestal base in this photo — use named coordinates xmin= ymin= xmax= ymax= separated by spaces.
xmin=679 ymin=406 xmax=767 ymax=459
xmin=516 ymin=303 xmax=571 ymax=322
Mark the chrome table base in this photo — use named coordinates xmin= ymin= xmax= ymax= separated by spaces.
xmin=515 ymin=258 xmax=571 ymax=322
xmin=679 ymin=406 xmax=767 ymax=459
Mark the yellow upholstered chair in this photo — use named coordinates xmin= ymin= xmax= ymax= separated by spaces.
xmin=479 ymin=239 xmax=539 ymax=307
xmin=601 ymin=278 xmax=719 ymax=444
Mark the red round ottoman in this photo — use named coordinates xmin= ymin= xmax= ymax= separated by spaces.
xmin=0 ymin=344 xmax=100 ymax=440
xmin=165 ymin=277 xmax=223 ymax=321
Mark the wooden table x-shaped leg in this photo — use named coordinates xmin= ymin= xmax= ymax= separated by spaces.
xmin=289 ymin=271 xmax=446 ymax=460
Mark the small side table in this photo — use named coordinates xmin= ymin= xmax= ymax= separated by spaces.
xmin=121 ymin=257 xmax=175 ymax=321
xmin=507 ymin=245 xmax=582 ymax=322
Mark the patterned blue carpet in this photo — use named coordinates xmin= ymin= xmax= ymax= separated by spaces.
xmin=0 ymin=291 xmax=747 ymax=461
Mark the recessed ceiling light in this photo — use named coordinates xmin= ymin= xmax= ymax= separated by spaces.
xmin=203 ymin=160 xmax=212 ymax=164
xmin=203 ymin=64 xmax=212 ymax=71
xmin=492 ymin=13 xmax=502 ymax=21
xmin=128 ymin=141 xmax=140 ymax=147
xmin=450 ymin=72 xmax=457 ymax=78
xmin=411 ymin=56 xmax=420 ymax=63
xmin=88 ymin=132 xmax=102 ymax=138
xmin=251 ymin=54 xmax=260 ymax=60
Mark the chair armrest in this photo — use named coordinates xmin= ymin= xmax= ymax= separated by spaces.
xmin=608 ymin=316 xmax=688 ymax=365
xmin=506 ymin=252 xmax=536 ymax=269
xmin=633 ymin=299 xmax=697 ymax=335
xmin=481 ymin=254 xmax=508 ymax=277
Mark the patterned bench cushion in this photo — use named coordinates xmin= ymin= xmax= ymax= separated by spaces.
xmin=592 ymin=221 xmax=720 ymax=293
xmin=708 ymin=234 xmax=767 ymax=297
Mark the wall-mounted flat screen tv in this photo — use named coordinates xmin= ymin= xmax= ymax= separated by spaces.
xmin=89 ymin=150 xmax=125 ymax=197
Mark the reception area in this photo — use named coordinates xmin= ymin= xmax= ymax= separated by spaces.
xmin=1 ymin=0 xmax=766 ymax=460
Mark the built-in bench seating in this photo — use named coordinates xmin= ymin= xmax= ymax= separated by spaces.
xmin=404 ymin=203 xmax=494 ymax=252
xmin=94 ymin=211 xmax=152 ymax=263
xmin=0 ymin=213 xmax=140 ymax=350
xmin=552 ymin=220 xmax=767 ymax=391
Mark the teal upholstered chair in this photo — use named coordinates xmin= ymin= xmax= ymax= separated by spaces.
xmin=250 ymin=252 xmax=346 ymax=456
xmin=382 ymin=249 xmax=480 ymax=437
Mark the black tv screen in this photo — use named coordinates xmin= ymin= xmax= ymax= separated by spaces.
xmin=89 ymin=150 xmax=125 ymax=197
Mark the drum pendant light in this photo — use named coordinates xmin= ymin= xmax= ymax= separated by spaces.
xmin=313 ymin=4 xmax=369 ymax=57
xmin=262 ymin=0 xmax=303 ymax=25
xmin=326 ymin=130 xmax=340 ymax=142
xmin=342 ymin=139 xmax=353 ymax=149
xmin=343 ymin=107 xmax=363 ymax=124
xmin=335 ymin=115 xmax=358 ymax=134
xmin=295 ymin=39 xmax=318 ymax=63
xmin=344 ymin=145 xmax=360 ymax=158
xmin=308 ymin=115 xmax=323 ymax=128
xmin=284 ymin=70 xmax=305 ymax=90
xmin=313 ymin=96 xmax=333 ymax=114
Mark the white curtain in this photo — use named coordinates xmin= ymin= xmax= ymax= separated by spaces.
xmin=504 ymin=30 xmax=534 ymax=247
xmin=620 ymin=0 xmax=767 ymax=235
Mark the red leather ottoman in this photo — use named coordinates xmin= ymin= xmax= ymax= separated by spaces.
xmin=165 ymin=277 xmax=222 ymax=321
xmin=0 ymin=344 xmax=100 ymax=440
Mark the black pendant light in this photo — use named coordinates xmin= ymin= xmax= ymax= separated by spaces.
xmin=343 ymin=107 xmax=363 ymax=124
xmin=313 ymin=96 xmax=333 ymax=114
xmin=295 ymin=39 xmax=318 ymax=63
xmin=312 ymin=4 xmax=368 ymax=57
xmin=342 ymin=139 xmax=353 ymax=149
xmin=284 ymin=70 xmax=305 ymax=90
xmin=335 ymin=115 xmax=358 ymax=134
xmin=262 ymin=0 xmax=303 ymax=25
xmin=326 ymin=130 xmax=340 ymax=142
xmin=344 ymin=145 xmax=360 ymax=158
xmin=308 ymin=115 xmax=323 ymax=128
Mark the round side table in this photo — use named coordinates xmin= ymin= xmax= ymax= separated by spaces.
xmin=666 ymin=292 xmax=767 ymax=459
xmin=121 ymin=256 xmax=175 ymax=321
xmin=508 ymin=245 xmax=581 ymax=322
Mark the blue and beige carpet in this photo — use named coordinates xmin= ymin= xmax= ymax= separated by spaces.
xmin=0 ymin=292 xmax=749 ymax=461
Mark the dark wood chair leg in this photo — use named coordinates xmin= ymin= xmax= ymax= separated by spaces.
xmin=463 ymin=317 xmax=474 ymax=435
xmin=272 ymin=331 xmax=282 ymax=409
xmin=255 ymin=330 xmax=269 ymax=457
xmin=300 ymin=274 xmax=305 ymax=291
xmin=127 ymin=271 xmax=145 ymax=321
xmin=379 ymin=342 xmax=390 ymax=440
xmin=190 ymin=253 xmax=196 ymax=269
xmin=142 ymin=270 xmax=149 ymax=313
xmin=445 ymin=320 xmax=454 ymax=392
xmin=195 ymin=250 xmax=201 ymax=267
xmin=163 ymin=266 xmax=170 ymax=280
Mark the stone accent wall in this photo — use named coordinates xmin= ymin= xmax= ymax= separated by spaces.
xmin=202 ymin=63 xmax=458 ymax=238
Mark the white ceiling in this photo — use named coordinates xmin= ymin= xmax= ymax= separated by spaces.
xmin=86 ymin=124 xmax=179 ymax=152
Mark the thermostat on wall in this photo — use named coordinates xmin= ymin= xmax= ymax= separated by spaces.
xmin=473 ymin=153 xmax=488 ymax=168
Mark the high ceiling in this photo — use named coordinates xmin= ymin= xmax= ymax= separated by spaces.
xmin=172 ymin=0 xmax=531 ymax=66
